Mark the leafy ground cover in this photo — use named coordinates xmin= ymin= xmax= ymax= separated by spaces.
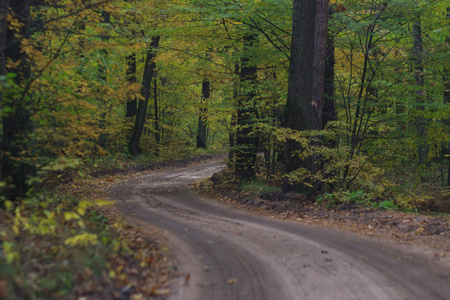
xmin=0 ymin=196 xmax=173 ymax=299
xmin=198 ymin=170 xmax=450 ymax=257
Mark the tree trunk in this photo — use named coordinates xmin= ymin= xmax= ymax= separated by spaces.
xmin=1 ymin=0 xmax=35 ymax=200
xmin=282 ymin=0 xmax=317 ymax=191
xmin=413 ymin=20 xmax=427 ymax=166
xmin=153 ymin=77 xmax=160 ymax=145
xmin=235 ymin=34 xmax=258 ymax=180
xmin=229 ymin=113 xmax=237 ymax=161
xmin=228 ymin=63 xmax=240 ymax=161
xmin=312 ymin=0 xmax=329 ymax=130
xmin=323 ymin=6 xmax=337 ymax=129
xmin=125 ymin=53 xmax=137 ymax=117
xmin=129 ymin=36 xmax=160 ymax=156
xmin=197 ymin=79 xmax=210 ymax=149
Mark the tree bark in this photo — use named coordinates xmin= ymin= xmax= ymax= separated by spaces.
xmin=312 ymin=0 xmax=329 ymax=130
xmin=129 ymin=36 xmax=160 ymax=156
xmin=323 ymin=6 xmax=337 ymax=129
xmin=282 ymin=0 xmax=317 ymax=191
xmin=1 ymin=0 xmax=35 ymax=200
xmin=228 ymin=63 xmax=240 ymax=161
xmin=125 ymin=53 xmax=137 ymax=117
xmin=235 ymin=34 xmax=258 ymax=180
xmin=197 ymin=79 xmax=210 ymax=149
xmin=153 ymin=77 xmax=160 ymax=145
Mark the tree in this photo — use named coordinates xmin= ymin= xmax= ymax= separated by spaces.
xmin=323 ymin=5 xmax=337 ymax=129
xmin=235 ymin=33 xmax=259 ymax=180
xmin=1 ymin=0 xmax=35 ymax=200
xmin=282 ymin=0 xmax=318 ymax=190
xmin=197 ymin=79 xmax=210 ymax=149
xmin=125 ymin=53 xmax=137 ymax=118
xmin=128 ymin=36 xmax=160 ymax=156
xmin=312 ymin=0 xmax=329 ymax=130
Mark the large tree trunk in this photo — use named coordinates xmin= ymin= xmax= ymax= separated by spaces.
xmin=235 ymin=34 xmax=258 ymax=180
xmin=282 ymin=0 xmax=318 ymax=191
xmin=312 ymin=0 xmax=329 ymax=130
xmin=197 ymin=79 xmax=210 ymax=149
xmin=1 ymin=0 xmax=35 ymax=201
xmin=323 ymin=6 xmax=337 ymax=129
xmin=129 ymin=36 xmax=160 ymax=156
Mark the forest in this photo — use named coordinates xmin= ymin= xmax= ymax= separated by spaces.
xmin=1 ymin=0 xmax=449 ymax=208
xmin=0 ymin=0 xmax=449 ymax=298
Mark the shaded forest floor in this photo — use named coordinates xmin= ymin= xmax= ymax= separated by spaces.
xmin=195 ymin=172 xmax=450 ymax=258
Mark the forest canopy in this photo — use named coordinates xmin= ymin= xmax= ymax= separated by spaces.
xmin=0 ymin=0 xmax=449 ymax=211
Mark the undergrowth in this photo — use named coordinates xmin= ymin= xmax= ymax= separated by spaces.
xmin=0 ymin=193 xmax=166 ymax=299
xmin=240 ymin=180 xmax=281 ymax=197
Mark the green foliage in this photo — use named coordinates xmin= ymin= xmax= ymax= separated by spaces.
xmin=374 ymin=200 xmax=398 ymax=210
xmin=240 ymin=180 xmax=281 ymax=197
xmin=1 ymin=0 xmax=449 ymax=208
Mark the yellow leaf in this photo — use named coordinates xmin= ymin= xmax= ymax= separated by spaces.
xmin=12 ymin=226 xmax=19 ymax=236
xmin=64 ymin=233 xmax=98 ymax=247
xmin=78 ymin=200 xmax=88 ymax=209
xmin=64 ymin=212 xmax=80 ymax=221
xmin=4 ymin=200 xmax=14 ymax=211
xmin=95 ymin=199 xmax=115 ymax=206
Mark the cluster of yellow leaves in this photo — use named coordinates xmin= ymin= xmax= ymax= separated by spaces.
xmin=0 ymin=194 xmax=170 ymax=298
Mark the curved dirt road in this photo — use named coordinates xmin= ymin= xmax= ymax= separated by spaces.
xmin=107 ymin=161 xmax=450 ymax=300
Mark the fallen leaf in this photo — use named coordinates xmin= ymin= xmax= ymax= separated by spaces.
xmin=227 ymin=278 xmax=238 ymax=285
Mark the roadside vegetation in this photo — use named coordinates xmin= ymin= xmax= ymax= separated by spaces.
xmin=0 ymin=157 xmax=180 ymax=299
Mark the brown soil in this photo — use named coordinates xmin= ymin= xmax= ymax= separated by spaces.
xmin=197 ymin=172 xmax=450 ymax=256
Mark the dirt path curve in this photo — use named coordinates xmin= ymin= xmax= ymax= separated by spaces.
xmin=106 ymin=160 xmax=450 ymax=300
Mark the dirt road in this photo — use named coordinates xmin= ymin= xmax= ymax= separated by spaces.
xmin=107 ymin=160 xmax=450 ymax=300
